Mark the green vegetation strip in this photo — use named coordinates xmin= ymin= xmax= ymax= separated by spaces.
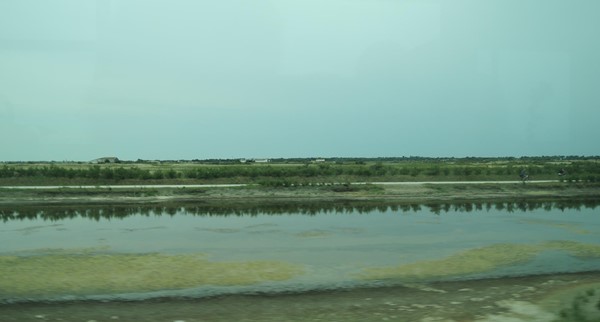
xmin=2 ymin=157 xmax=600 ymax=186
xmin=0 ymin=252 xmax=304 ymax=297
xmin=360 ymin=241 xmax=600 ymax=280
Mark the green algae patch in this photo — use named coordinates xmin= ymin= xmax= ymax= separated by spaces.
xmin=360 ymin=241 xmax=600 ymax=281
xmin=542 ymin=240 xmax=600 ymax=258
xmin=360 ymin=244 xmax=540 ymax=280
xmin=0 ymin=252 xmax=304 ymax=297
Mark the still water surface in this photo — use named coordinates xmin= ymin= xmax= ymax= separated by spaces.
xmin=1 ymin=201 xmax=599 ymax=303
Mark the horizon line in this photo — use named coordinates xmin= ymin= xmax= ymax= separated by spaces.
xmin=1 ymin=155 xmax=599 ymax=163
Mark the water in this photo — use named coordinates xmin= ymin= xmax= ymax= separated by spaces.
xmin=1 ymin=200 xmax=600 ymax=304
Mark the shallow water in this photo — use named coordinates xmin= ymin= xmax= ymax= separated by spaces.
xmin=1 ymin=201 xmax=600 ymax=304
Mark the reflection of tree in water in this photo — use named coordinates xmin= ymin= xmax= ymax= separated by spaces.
xmin=1 ymin=199 xmax=598 ymax=222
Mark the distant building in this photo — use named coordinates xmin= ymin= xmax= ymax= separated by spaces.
xmin=313 ymin=158 xmax=326 ymax=163
xmin=254 ymin=158 xmax=270 ymax=163
xmin=91 ymin=157 xmax=120 ymax=164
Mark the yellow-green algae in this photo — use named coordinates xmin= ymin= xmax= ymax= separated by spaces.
xmin=360 ymin=241 xmax=600 ymax=280
xmin=541 ymin=240 xmax=600 ymax=257
xmin=0 ymin=252 xmax=304 ymax=297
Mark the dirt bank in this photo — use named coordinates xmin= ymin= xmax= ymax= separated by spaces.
xmin=1 ymin=271 xmax=599 ymax=322
xmin=1 ymin=182 xmax=599 ymax=206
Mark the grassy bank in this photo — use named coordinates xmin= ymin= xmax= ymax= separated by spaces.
xmin=2 ymin=158 xmax=599 ymax=206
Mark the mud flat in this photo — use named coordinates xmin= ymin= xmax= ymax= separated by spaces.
xmin=1 ymin=271 xmax=599 ymax=322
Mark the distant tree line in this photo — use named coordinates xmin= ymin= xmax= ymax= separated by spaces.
xmin=0 ymin=165 xmax=178 ymax=180
xmin=1 ymin=160 xmax=600 ymax=183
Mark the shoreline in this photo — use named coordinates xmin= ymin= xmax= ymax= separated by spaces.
xmin=0 ymin=180 xmax=560 ymax=188
xmin=2 ymin=270 xmax=599 ymax=321
xmin=1 ymin=181 xmax=599 ymax=206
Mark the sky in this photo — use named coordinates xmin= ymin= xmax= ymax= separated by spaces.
xmin=1 ymin=0 xmax=599 ymax=161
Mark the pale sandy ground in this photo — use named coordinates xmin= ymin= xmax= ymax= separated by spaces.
xmin=1 ymin=271 xmax=599 ymax=322
xmin=0 ymin=180 xmax=558 ymax=189
xmin=1 ymin=181 xmax=597 ymax=206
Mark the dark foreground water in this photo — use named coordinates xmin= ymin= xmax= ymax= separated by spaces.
xmin=1 ymin=200 xmax=600 ymax=321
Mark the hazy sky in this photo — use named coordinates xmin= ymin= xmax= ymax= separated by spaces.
xmin=1 ymin=0 xmax=599 ymax=161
